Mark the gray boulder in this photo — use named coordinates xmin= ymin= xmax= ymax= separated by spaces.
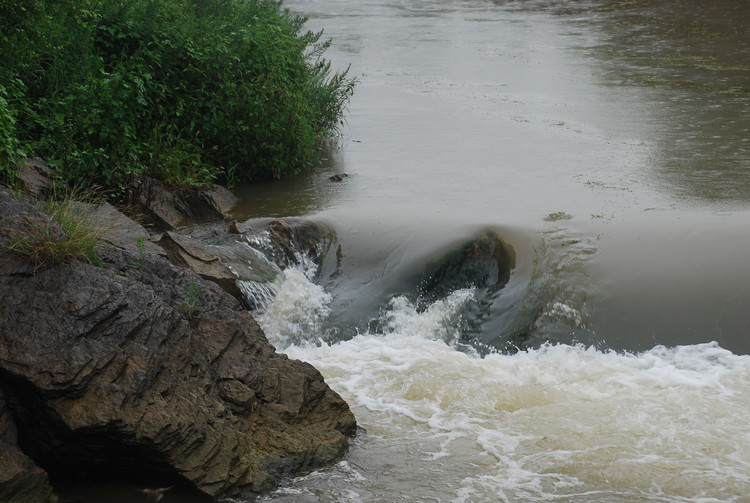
xmin=90 ymin=201 xmax=165 ymax=257
xmin=14 ymin=157 xmax=57 ymax=198
xmin=159 ymin=230 xmax=243 ymax=303
xmin=137 ymin=177 xmax=238 ymax=230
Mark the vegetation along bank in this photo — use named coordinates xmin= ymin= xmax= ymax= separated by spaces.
xmin=0 ymin=0 xmax=358 ymax=500
xmin=0 ymin=0 xmax=355 ymax=196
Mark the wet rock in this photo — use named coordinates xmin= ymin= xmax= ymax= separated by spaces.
xmin=159 ymin=231 xmax=244 ymax=304
xmin=418 ymin=231 xmax=516 ymax=305
xmin=328 ymin=173 xmax=349 ymax=182
xmin=0 ymin=192 xmax=356 ymax=500
xmin=227 ymin=219 xmax=245 ymax=234
xmin=265 ymin=218 xmax=336 ymax=269
xmin=160 ymin=222 xmax=286 ymax=312
xmin=544 ymin=211 xmax=573 ymax=222
xmin=220 ymin=217 xmax=337 ymax=310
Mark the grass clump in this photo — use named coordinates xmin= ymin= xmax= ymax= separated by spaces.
xmin=126 ymin=237 xmax=146 ymax=269
xmin=183 ymin=277 xmax=204 ymax=319
xmin=3 ymin=194 xmax=107 ymax=267
xmin=0 ymin=0 xmax=355 ymax=191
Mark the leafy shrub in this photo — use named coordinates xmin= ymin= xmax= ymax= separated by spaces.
xmin=0 ymin=0 xmax=354 ymax=190
xmin=0 ymin=85 xmax=21 ymax=181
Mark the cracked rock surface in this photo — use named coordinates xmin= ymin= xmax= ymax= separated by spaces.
xmin=0 ymin=188 xmax=356 ymax=501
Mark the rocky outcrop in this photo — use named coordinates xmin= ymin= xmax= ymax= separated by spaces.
xmin=14 ymin=157 xmax=57 ymax=198
xmin=13 ymin=158 xmax=238 ymax=232
xmin=137 ymin=177 xmax=238 ymax=230
xmin=159 ymin=230 xmax=245 ymax=304
xmin=0 ymin=187 xmax=67 ymax=276
xmin=90 ymin=201 xmax=166 ymax=257
xmin=0 ymin=188 xmax=356 ymax=501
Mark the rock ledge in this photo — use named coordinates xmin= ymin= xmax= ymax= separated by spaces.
xmin=0 ymin=187 xmax=355 ymax=502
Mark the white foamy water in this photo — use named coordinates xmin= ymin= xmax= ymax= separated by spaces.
xmin=232 ymin=0 xmax=750 ymax=496
xmin=258 ymin=268 xmax=333 ymax=347
xmin=258 ymin=271 xmax=750 ymax=503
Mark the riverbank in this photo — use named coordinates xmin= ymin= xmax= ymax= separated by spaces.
xmin=0 ymin=165 xmax=357 ymax=502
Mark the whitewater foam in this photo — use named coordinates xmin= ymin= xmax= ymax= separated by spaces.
xmin=280 ymin=336 xmax=750 ymax=502
xmin=256 ymin=249 xmax=750 ymax=502
xmin=257 ymin=268 xmax=333 ymax=347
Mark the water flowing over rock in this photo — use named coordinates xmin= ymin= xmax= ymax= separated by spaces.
xmin=0 ymin=188 xmax=356 ymax=501
xmin=250 ymin=218 xmax=336 ymax=271
xmin=417 ymin=230 xmax=516 ymax=306
xmin=220 ymin=218 xmax=339 ymax=312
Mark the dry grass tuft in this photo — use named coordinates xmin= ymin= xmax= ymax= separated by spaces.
xmin=3 ymin=192 xmax=108 ymax=267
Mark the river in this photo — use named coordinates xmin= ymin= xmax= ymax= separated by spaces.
xmin=224 ymin=0 xmax=750 ymax=502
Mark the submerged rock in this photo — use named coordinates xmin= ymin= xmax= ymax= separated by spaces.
xmin=418 ymin=231 xmax=516 ymax=305
xmin=0 ymin=189 xmax=356 ymax=501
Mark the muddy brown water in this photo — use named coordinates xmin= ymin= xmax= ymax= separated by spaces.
xmin=68 ymin=0 xmax=750 ymax=501
xmin=240 ymin=1 xmax=750 ymax=502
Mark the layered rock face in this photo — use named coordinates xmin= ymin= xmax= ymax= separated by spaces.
xmin=0 ymin=189 xmax=356 ymax=501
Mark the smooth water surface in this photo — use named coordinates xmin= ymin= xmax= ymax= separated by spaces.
xmin=233 ymin=0 xmax=750 ymax=351
xmin=231 ymin=0 xmax=750 ymax=501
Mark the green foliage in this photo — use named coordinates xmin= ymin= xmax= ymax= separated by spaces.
xmin=0 ymin=84 xmax=21 ymax=181
xmin=183 ymin=277 xmax=204 ymax=319
xmin=126 ymin=237 xmax=146 ymax=269
xmin=0 ymin=0 xmax=355 ymax=190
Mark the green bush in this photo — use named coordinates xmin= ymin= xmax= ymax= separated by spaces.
xmin=0 ymin=0 xmax=354 ymax=190
xmin=0 ymin=85 xmax=20 ymax=181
